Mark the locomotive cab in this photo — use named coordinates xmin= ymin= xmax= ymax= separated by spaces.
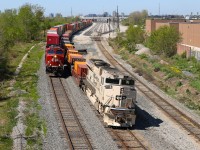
xmin=45 ymin=46 xmax=66 ymax=75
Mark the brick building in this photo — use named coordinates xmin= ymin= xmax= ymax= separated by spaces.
xmin=145 ymin=19 xmax=185 ymax=34
xmin=146 ymin=19 xmax=200 ymax=60
xmin=178 ymin=23 xmax=200 ymax=60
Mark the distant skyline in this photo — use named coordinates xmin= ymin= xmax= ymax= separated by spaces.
xmin=1 ymin=0 xmax=200 ymax=17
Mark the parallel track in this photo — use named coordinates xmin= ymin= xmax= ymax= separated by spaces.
xmin=50 ymin=77 xmax=94 ymax=150
xmin=93 ymin=36 xmax=200 ymax=142
xmin=84 ymin=23 xmax=112 ymax=36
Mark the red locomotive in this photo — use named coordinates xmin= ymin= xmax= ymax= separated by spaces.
xmin=45 ymin=45 xmax=66 ymax=75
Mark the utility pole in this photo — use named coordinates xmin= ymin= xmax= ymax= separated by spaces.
xmin=71 ymin=7 xmax=73 ymax=17
xmin=117 ymin=5 xmax=120 ymax=32
xmin=108 ymin=18 xmax=110 ymax=38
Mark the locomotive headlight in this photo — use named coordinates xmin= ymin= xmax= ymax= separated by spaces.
xmin=120 ymin=88 xmax=124 ymax=94
xmin=54 ymin=55 xmax=57 ymax=58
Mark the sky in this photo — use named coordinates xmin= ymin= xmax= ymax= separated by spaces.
xmin=1 ymin=0 xmax=200 ymax=17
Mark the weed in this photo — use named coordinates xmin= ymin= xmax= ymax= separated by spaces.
xmin=186 ymin=89 xmax=191 ymax=95
xmin=186 ymin=100 xmax=200 ymax=110
xmin=190 ymin=79 xmax=200 ymax=92
xmin=176 ymin=81 xmax=183 ymax=87
xmin=139 ymin=54 xmax=148 ymax=59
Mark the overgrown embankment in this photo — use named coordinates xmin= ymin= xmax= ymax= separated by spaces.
xmin=109 ymin=37 xmax=200 ymax=113
xmin=0 ymin=42 xmax=45 ymax=149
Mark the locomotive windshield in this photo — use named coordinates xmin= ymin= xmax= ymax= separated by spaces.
xmin=121 ymin=79 xmax=135 ymax=85
xmin=47 ymin=50 xmax=54 ymax=54
xmin=105 ymin=78 xmax=119 ymax=84
xmin=56 ymin=50 xmax=63 ymax=54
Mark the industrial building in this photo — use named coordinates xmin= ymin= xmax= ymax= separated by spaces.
xmin=146 ymin=19 xmax=200 ymax=60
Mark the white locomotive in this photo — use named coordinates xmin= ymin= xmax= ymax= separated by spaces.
xmin=81 ymin=59 xmax=137 ymax=127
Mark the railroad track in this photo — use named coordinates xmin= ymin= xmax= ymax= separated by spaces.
xmin=93 ymin=36 xmax=200 ymax=142
xmin=50 ymin=77 xmax=94 ymax=149
xmin=111 ymin=129 xmax=147 ymax=150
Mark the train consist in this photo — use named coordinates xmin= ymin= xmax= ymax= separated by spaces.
xmin=45 ymin=20 xmax=92 ymax=74
xmin=45 ymin=20 xmax=137 ymax=127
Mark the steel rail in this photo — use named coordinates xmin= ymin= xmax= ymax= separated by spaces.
xmin=50 ymin=77 xmax=93 ymax=149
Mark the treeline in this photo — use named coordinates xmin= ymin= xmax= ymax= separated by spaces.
xmin=122 ymin=10 xmax=148 ymax=26
xmin=0 ymin=4 xmax=46 ymax=76
xmin=0 ymin=4 xmax=45 ymax=50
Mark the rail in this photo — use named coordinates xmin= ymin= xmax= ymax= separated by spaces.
xmin=50 ymin=77 xmax=94 ymax=149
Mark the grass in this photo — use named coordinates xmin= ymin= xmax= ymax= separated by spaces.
xmin=15 ymin=44 xmax=44 ymax=149
xmin=0 ymin=42 xmax=44 ymax=149
xmin=190 ymin=79 xmax=200 ymax=92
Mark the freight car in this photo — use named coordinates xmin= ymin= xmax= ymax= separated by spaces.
xmin=72 ymin=58 xmax=137 ymax=127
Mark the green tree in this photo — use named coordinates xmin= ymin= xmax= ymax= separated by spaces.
xmin=0 ymin=9 xmax=19 ymax=73
xmin=147 ymin=26 xmax=182 ymax=57
xmin=122 ymin=10 xmax=148 ymax=26
xmin=126 ymin=25 xmax=144 ymax=43
xmin=0 ymin=9 xmax=18 ymax=50
xmin=125 ymin=25 xmax=145 ymax=52
xmin=17 ymin=4 xmax=44 ymax=41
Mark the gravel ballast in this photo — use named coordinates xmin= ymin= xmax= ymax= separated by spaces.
xmin=37 ymin=56 xmax=68 ymax=150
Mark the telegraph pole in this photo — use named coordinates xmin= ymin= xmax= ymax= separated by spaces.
xmin=71 ymin=7 xmax=73 ymax=17
xmin=109 ymin=18 xmax=110 ymax=38
xmin=117 ymin=5 xmax=120 ymax=32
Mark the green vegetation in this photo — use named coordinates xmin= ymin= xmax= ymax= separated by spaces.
xmin=48 ymin=15 xmax=80 ymax=27
xmin=0 ymin=4 xmax=45 ymax=79
xmin=121 ymin=10 xmax=148 ymax=26
xmin=0 ymin=43 xmax=44 ymax=149
xmin=146 ymin=26 xmax=182 ymax=57
xmin=16 ymin=44 xmax=44 ymax=149
xmin=111 ymin=25 xmax=145 ymax=53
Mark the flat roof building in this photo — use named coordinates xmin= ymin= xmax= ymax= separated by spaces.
xmin=145 ymin=19 xmax=200 ymax=60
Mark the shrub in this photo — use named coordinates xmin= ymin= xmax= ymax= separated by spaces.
xmin=176 ymin=81 xmax=183 ymax=87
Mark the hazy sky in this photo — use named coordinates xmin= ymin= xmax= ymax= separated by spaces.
xmin=1 ymin=0 xmax=199 ymax=16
